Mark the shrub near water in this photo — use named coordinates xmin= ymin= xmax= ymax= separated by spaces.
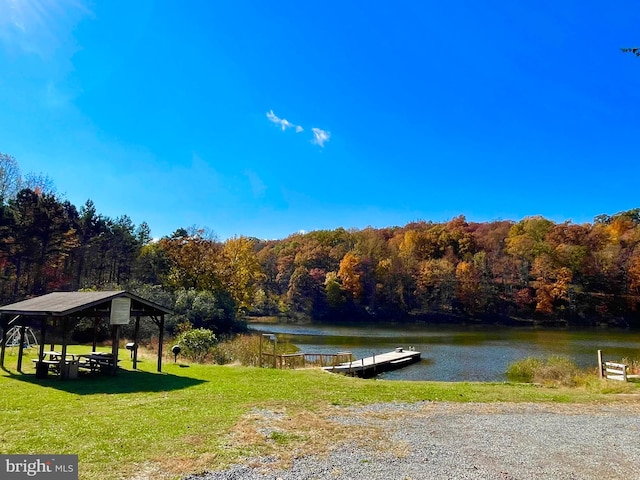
xmin=507 ymin=356 xmax=580 ymax=387
xmin=175 ymin=327 xmax=217 ymax=362
xmin=505 ymin=357 xmax=544 ymax=383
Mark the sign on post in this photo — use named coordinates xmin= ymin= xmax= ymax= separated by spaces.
xmin=109 ymin=297 xmax=131 ymax=325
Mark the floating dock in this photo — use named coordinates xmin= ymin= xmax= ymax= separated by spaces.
xmin=322 ymin=347 xmax=421 ymax=378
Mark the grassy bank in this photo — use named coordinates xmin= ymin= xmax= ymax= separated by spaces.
xmin=0 ymin=346 xmax=638 ymax=480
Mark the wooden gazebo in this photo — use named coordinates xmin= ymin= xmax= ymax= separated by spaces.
xmin=0 ymin=291 xmax=172 ymax=378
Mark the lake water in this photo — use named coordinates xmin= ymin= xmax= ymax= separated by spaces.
xmin=248 ymin=322 xmax=640 ymax=381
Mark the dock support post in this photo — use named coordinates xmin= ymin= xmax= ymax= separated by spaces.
xmin=597 ymin=350 xmax=603 ymax=379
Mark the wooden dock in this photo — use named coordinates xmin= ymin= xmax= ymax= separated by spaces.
xmin=322 ymin=347 xmax=421 ymax=378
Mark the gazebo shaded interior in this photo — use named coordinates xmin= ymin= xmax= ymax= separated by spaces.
xmin=0 ymin=291 xmax=171 ymax=378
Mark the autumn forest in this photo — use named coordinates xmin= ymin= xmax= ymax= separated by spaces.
xmin=2 ymin=152 xmax=640 ymax=335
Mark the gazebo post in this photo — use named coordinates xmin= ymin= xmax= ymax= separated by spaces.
xmin=132 ymin=315 xmax=140 ymax=370
xmin=0 ymin=315 xmax=8 ymax=368
xmin=39 ymin=317 xmax=47 ymax=361
xmin=16 ymin=323 xmax=26 ymax=372
xmin=157 ymin=314 xmax=165 ymax=373
xmin=60 ymin=317 xmax=69 ymax=379
xmin=111 ymin=325 xmax=120 ymax=376
xmin=50 ymin=318 xmax=56 ymax=352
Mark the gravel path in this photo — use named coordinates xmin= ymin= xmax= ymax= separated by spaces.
xmin=186 ymin=401 xmax=640 ymax=480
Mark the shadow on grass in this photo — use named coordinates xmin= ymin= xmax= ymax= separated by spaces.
xmin=3 ymin=368 xmax=206 ymax=395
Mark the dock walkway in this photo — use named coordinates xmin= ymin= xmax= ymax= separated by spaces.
xmin=322 ymin=347 xmax=421 ymax=378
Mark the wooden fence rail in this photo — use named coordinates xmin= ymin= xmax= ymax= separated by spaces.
xmin=261 ymin=352 xmax=353 ymax=369
xmin=597 ymin=349 xmax=639 ymax=382
xmin=603 ymin=361 xmax=628 ymax=382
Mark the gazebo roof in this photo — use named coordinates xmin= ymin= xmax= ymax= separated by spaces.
xmin=0 ymin=291 xmax=172 ymax=317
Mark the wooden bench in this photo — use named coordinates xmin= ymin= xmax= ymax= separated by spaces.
xmin=32 ymin=358 xmax=60 ymax=372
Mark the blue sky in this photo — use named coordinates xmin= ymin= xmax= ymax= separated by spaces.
xmin=0 ymin=1 xmax=638 ymax=240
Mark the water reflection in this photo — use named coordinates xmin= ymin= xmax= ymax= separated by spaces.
xmin=249 ymin=323 xmax=640 ymax=382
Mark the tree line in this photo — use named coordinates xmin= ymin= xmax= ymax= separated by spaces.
xmin=252 ymin=213 xmax=640 ymax=327
xmin=1 ymin=152 xmax=640 ymax=331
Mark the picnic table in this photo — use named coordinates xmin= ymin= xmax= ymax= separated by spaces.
xmin=32 ymin=350 xmax=121 ymax=378
xmin=77 ymin=352 xmax=119 ymax=373
xmin=32 ymin=351 xmax=79 ymax=378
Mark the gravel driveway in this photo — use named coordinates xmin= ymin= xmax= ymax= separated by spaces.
xmin=186 ymin=400 xmax=640 ymax=480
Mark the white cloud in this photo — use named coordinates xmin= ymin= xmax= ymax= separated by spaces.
xmin=267 ymin=110 xmax=330 ymax=147
xmin=311 ymin=128 xmax=331 ymax=147
xmin=266 ymin=110 xmax=303 ymax=133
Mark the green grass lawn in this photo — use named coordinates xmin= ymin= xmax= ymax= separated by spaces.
xmin=1 ymin=345 xmax=638 ymax=480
